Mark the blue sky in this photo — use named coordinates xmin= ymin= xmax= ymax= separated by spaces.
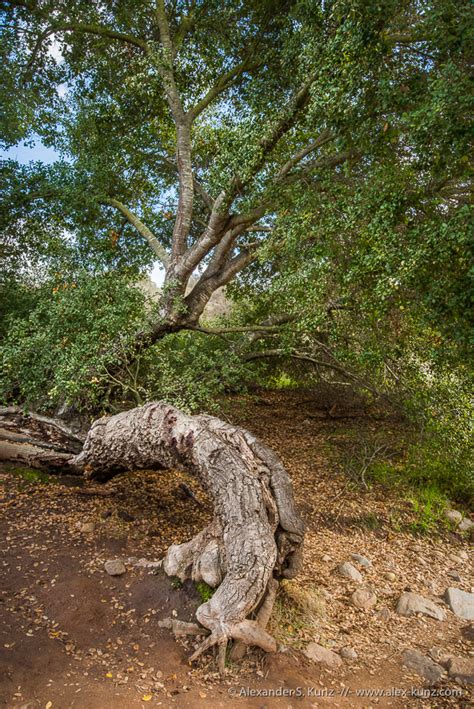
xmin=1 ymin=138 xmax=59 ymax=164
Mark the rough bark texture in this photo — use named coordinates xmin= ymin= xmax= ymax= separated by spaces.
xmin=0 ymin=406 xmax=84 ymax=471
xmin=72 ymin=402 xmax=304 ymax=664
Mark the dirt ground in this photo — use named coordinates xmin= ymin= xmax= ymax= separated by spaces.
xmin=1 ymin=390 xmax=472 ymax=708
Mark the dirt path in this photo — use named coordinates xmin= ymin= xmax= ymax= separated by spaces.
xmin=1 ymin=391 xmax=472 ymax=708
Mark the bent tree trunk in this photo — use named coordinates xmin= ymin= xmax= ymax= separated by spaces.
xmin=72 ymin=402 xmax=304 ymax=667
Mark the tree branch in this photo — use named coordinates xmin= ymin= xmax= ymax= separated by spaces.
xmin=276 ymin=129 xmax=336 ymax=181
xmin=155 ymin=1 xmax=194 ymax=261
xmin=104 ymin=198 xmax=170 ymax=268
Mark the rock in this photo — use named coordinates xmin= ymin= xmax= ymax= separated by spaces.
xmin=402 ymin=649 xmax=444 ymax=683
xmin=80 ymin=522 xmax=95 ymax=533
xmin=376 ymin=607 xmax=391 ymax=621
xmin=445 ymin=587 xmax=474 ymax=620
xmin=338 ymin=562 xmax=363 ymax=583
xmin=351 ymin=554 xmax=372 ymax=568
xmin=322 ymin=554 xmax=332 ymax=562
xmin=104 ymin=559 xmax=126 ymax=576
xmin=447 ymin=570 xmax=462 ymax=581
xmin=385 ymin=572 xmax=397 ymax=582
xmin=461 ymin=623 xmax=474 ymax=642
xmin=449 ymin=554 xmax=463 ymax=564
xmin=351 ymin=587 xmax=377 ymax=610
xmin=459 ymin=517 xmax=474 ymax=532
xmin=396 ymin=592 xmax=445 ymax=621
xmin=458 ymin=550 xmax=469 ymax=560
xmin=101 ymin=510 xmax=112 ymax=519
xmin=445 ymin=509 xmax=463 ymax=525
xmin=447 ymin=656 xmax=474 ymax=684
xmin=428 ymin=647 xmax=453 ymax=667
xmin=304 ymin=642 xmax=342 ymax=668
xmin=340 ymin=646 xmax=358 ymax=661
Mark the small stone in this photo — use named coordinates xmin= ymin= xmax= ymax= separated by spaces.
xmin=385 ymin=572 xmax=397 ymax=582
xmin=458 ymin=550 xmax=469 ymax=560
xmin=447 ymin=656 xmax=474 ymax=684
xmin=402 ymin=649 xmax=444 ymax=683
xmin=101 ymin=510 xmax=112 ymax=519
xmin=447 ymin=570 xmax=462 ymax=581
xmin=322 ymin=554 xmax=332 ymax=563
xmin=445 ymin=587 xmax=474 ymax=620
xmin=80 ymin=522 xmax=95 ymax=533
xmin=445 ymin=509 xmax=463 ymax=525
xmin=304 ymin=642 xmax=342 ymax=668
xmin=428 ymin=647 xmax=453 ymax=667
xmin=351 ymin=587 xmax=377 ymax=610
xmin=376 ymin=607 xmax=391 ymax=621
xmin=459 ymin=518 xmax=474 ymax=532
xmin=461 ymin=623 xmax=474 ymax=642
xmin=449 ymin=554 xmax=463 ymax=564
xmin=104 ymin=559 xmax=126 ymax=576
xmin=396 ymin=592 xmax=445 ymax=621
xmin=338 ymin=562 xmax=363 ymax=583
xmin=351 ymin=554 xmax=372 ymax=568
xmin=340 ymin=646 xmax=358 ymax=661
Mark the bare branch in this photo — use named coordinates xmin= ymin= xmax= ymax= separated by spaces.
xmin=276 ymin=129 xmax=336 ymax=181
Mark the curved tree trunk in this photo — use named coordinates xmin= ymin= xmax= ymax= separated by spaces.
xmin=1 ymin=402 xmax=304 ymax=668
xmin=72 ymin=402 xmax=304 ymax=667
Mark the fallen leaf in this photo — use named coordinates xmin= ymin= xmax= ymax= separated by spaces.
xmin=142 ymin=695 xmax=153 ymax=702
xmin=105 ymin=672 xmax=113 ymax=678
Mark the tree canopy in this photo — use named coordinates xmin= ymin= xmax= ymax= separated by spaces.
xmin=1 ymin=1 xmax=472 ymax=494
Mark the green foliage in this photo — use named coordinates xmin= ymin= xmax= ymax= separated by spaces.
xmin=195 ymin=581 xmax=214 ymax=603
xmin=137 ymin=331 xmax=249 ymax=414
xmin=0 ymin=0 xmax=471 ymax=511
xmin=0 ymin=271 xmax=147 ymax=411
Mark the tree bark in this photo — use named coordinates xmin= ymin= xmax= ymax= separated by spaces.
xmin=72 ymin=401 xmax=304 ymax=665
xmin=1 ymin=401 xmax=304 ymax=667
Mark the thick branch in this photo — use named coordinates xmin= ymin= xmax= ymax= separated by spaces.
xmin=105 ymin=198 xmax=170 ymax=268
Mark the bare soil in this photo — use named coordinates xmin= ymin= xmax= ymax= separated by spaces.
xmin=1 ymin=390 xmax=472 ymax=708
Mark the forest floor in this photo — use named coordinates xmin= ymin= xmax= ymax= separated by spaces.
xmin=0 ymin=389 xmax=472 ymax=709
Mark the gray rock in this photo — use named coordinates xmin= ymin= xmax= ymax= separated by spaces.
xmin=461 ymin=623 xmax=474 ymax=642
xmin=447 ymin=656 xmax=474 ymax=684
xmin=340 ymin=646 xmax=358 ymax=661
xmin=351 ymin=587 xmax=377 ymax=610
xmin=396 ymin=592 xmax=445 ymax=621
xmin=351 ymin=554 xmax=372 ymax=568
xmin=445 ymin=509 xmax=463 ymax=525
xmin=376 ymin=607 xmax=391 ymax=621
xmin=447 ymin=570 xmax=462 ymax=581
xmin=445 ymin=587 xmax=474 ymax=620
xmin=338 ymin=562 xmax=363 ymax=583
xmin=459 ymin=517 xmax=474 ymax=532
xmin=80 ymin=522 xmax=95 ymax=533
xmin=402 ymin=649 xmax=444 ymax=683
xmin=322 ymin=554 xmax=332 ymax=562
xmin=104 ymin=559 xmax=126 ymax=576
xmin=428 ymin=647 xmax=453 ymax=667
xmin=304 ymin=642 xmax=342 ymax=668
